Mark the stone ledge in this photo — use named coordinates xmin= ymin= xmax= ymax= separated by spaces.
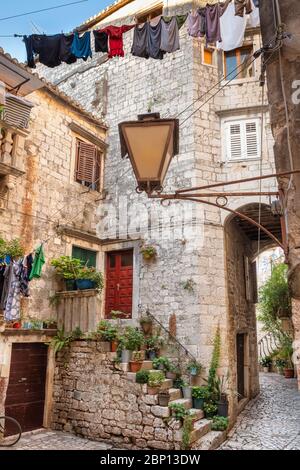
xmin=56 ymin=289 xmax=98 ymax=298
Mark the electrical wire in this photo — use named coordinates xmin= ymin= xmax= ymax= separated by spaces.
xmin=0 ymin=1 xmax=89 ymax=22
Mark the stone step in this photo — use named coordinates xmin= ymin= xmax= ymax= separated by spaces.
xmin=142 ymin=361 xmax=153 ymax=370
xmin=174 ymin=418 xmax=211 ymax=445
xmin=127 ymin=372 xmax=137 ymax=382
xmin=106 ymin=352 xmax=117 ymax=361
xmin=191 ymin=430 xmax=227 ymax=450
xmin=160 ymin=379 xmax=173 ymax=390
xmin=189 ymin=408 xmax=205 ymax=422
xmin=167 ymin=388 xmax=182 ymax=401
xmin=170 ymin=398 xmax=192 ymax=410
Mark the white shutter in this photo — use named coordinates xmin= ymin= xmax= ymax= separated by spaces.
xmin=225 ymin=118 xmax=260 ymax=161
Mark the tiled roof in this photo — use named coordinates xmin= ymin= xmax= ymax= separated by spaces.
xmin=0 ymin=48 xmax=107 ymax=130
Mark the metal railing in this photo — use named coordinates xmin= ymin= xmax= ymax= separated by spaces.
xmin=258 ymin=332 xmax=281 ymax=359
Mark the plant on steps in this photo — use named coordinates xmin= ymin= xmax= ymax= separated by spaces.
xmin=136 ymin=370 xmax=150 ymax=384
xmin=192 ymin=386 xmax=210 ymax=410
xmin=147 ymin=371 xmax=165 ymax=394
xmin=169 ymin=403 xmax=187 ymax=421
xmin=186 ymin=359 xmax=203 ymax=376
xmin=124 ymin=326 xmax=144 ymax=351
xmin=173 ymin=377 xmax=186 ymax=390
xmin=145 ymin=335 xmax=164 ymax=359
xmin=260 ymin=356 xmax=272 ymax=371
xmin=130 ymin=351 xmax=144 ymax=372
xmin=203 ymin=401 xmax=218 ymax=419
xmin=51 ymin=328 xmax=73 ymax=354
xmin=153 ymin=356 xmax=171 ymax=371
xmin=182 ymin=414 xmax=193 ymax=450
xmin=207 ymin=326 xmax=221 ymax=395
xmin=211 ymin=416 xmax=229 ymax=431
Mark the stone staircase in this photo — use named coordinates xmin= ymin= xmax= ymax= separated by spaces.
xmin=118 ymin=358 xmax=226 ymax=449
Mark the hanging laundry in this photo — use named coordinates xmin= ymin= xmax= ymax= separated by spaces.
xmin=248 ymin=0 xmax=260 ymax=28
xmin=29 ymin=245 xmax=45 ymax=281
xmin=131 ymin=23 xmax=149 ymax=58
xmin=0 ymin=265 xmax=5 ymax=305
xmin=198 ymin=7 xmax=207 ymax=37
xmin=234 ymin=0 xmax=253 ymax=17
xmin=147 ymin=18 xmax=165 ymax=60
xmin=253 ymin=0 xmax=259 ymax=6
xmin=100 ymin=25 xmax=134 ymax=59
xmin=0 ymin=263 xmax=11 ymax=311
xmin=24 ymin=34 xmax=63 ymax=68
xmin=187 ymin=11 xmax=203 ymax=38
xmin=3 ymin=261 xmax=22 ymax=322
xmin=71 ymin=32 xmax=92 ymax=61
xmin=59 ymin=34 xmax=77 ymax=64
xmin=205 ymin=1 xmax=231 ymax=44
xmin=161 ymin=14 xmax=187 ymax=53
xmin=19 ymin=254 xmax=33 ymax=297
xmin=93 ymin=31 xmax=109 ymax=53
xmin=217 ymin=2 xmax=248 ymax=52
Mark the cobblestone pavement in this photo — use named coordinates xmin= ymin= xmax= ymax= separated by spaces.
xmin=221 ymin=373 xmax=300 ymax=450
xmin=1 ymin=429 xmax=113 ymax=450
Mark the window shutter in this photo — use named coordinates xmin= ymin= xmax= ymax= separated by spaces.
xmin=75 ymin=140 xmax=100 ymax=189
xmin=245 ymin=121 xmax=259 ymax=158
xmin=228 ymin=123 xmax=242 ymax=160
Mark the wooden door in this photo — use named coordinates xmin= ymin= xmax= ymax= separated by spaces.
xmin=5 ymin=343 xmax=48 ymax=434
xmin=236 ymin=334 xmax=245 ymax=401
xmin=105 ymin=250 xmax=133 ymax=318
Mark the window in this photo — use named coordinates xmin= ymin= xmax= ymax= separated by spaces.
xmin=136 ymin=5 xmax=163 ymax=24
xmin=202 ymin=45 xmax=217 ymax=67
xmin=224 ymin=46 xmax=254 ymax=80
xmin=72 ymin=246 xmax=97 ymax=267
xmin=75 ymin=138 xmax=102 ymax=191
xmin=224 ymin=118 xmax=261 ymax=161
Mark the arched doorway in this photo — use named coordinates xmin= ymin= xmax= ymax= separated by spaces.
xmin=224 ymin=202 xmax=283 ymax=419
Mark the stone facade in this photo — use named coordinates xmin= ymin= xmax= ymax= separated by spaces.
xmin=38 ymin=0 xmax=279 ymax=416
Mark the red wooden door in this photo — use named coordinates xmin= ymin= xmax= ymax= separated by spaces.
xmin=5 ymin=343 xmax=48 ymax=434
xmin=105 ymin=250 xmax=133 ymax=318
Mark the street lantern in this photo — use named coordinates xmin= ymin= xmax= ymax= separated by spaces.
xmin=119 ymin=113 xmax=179 ymax=194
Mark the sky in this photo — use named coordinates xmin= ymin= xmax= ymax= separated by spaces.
xmin=0 ymin=0 xmax=112 ymax=61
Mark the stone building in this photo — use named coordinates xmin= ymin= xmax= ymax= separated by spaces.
xmin=0 ymin=49 xmax=107 ymax=432
xmin=37 ymin=0 xmax=285 ymax=425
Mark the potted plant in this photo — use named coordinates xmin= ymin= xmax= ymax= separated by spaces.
xmin=280 ymin=339 xmax=294 ymax=378
xmin=213 ymin=376 xmax=229 ymax=418
xmin=119 ymin=327 xmax=144 ymax=363
xmin=145 ymin=335 xmax=164 ymax=360
xmin=260 ymin=356 xmax=272 ymax=373
xmin=192 ymin=386 xmax=210 ymax=410
xmin=181 ymin=381 xmax=192 ymax=399
xmin=211 ymin=416 xmax=229 ymax=432
xmin=275 ymin=357 xmax=287 ymax=375
xmin=129 ymin=351 xmax=144 ymax=373
xmin=101 ymin=323 xmax=119 ymax=352
xmin=147 ymin=371 xmax=164 ymax=395
xmin=173 ymin=377 xmax=185 ymax=390
xmin=76 ymin=267 xmax=104 ymax=292
xmin=169 ymin=403 xmax=187 ymax=421
xmin=140 ymin=245 xmax=157 ymax=261
xmin=51 ymin=256 xmax=83 ymax=291
xmin=166 ymin=362 xmax=180 ymax=380
xmin=136 ymin=370 xmax=150 ymax=384
xmin=153 ymin=356 xmax=170 ymax=372
xmin=186 ymin=359 xmax=203 ymax=377
xmin=43 ymin=318 xmax=58 ymax=330
xmin=203 ymin=401 xmax=218 ymax=419
xmin=140 ymin=315 xmax=153 ymax=335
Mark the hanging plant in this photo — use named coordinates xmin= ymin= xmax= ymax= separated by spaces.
xmin=140 ymin=245 xmax=157 ymax=261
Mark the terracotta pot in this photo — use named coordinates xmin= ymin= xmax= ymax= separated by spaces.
xmin=284 ymin=368 xmax=294 ymax=379
xmin=13 ymin=322 xmax=21 ymax=329
xmin=129 ymin=361 xmax=143 ymax=373
xmin=111 ymin=341 xmax=118 ymax=352
xmin=147 ymin=386 xmax=159 ymax=395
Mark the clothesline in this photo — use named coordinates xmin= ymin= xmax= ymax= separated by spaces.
xmin=19 ymin=0 xmax=260 ymax=68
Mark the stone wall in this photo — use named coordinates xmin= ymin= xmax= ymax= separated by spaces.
xmin=53 ymin=341 xmax=183 ymax=450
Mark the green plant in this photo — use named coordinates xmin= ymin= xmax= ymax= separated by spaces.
xmin=0 ymin=238 xmax=24 ymax=259
xmin=182 ymin=278 xmax=196 ymax=293
xmin=211 ymin=416 xmax=229 ymax=431
xmin=48 ymin=294 xmax=61 ymax=308
xmin=148 ymin=371 xmax=164 ymax=388
xmin=182 ymin=414 xmax=193 ymax=450
xmin=51 ymin=256 xmax=83 ymax=280
xmin=260 ymin=356 xmax=272 ymax=368
xmin=279 ymin=336 xmax=294 ymax=368
xmin=203 ymin=401 xmax=218 ymax=417
xmin=145 ymin=335 xmax=164 ymax=352
xmin=186 ymin=360 xmax=203 ymax=375
xmin=51 ymin=328 xmax=73 ymax=354
xmin=192 ymin=386 xmax=210 ymax=400
xmin=140 ymin=316 xmax=153 ymax=326
xmin=207 ymin=327 xmax=221 ymax=394
xmin=131 ymin=351 xmax=144 ymax=362
xmin=169 ymin=402 xmax=187 ymax=421
xmin=141 ymin=245 xmax=157 ymax=259
xmin=78 ymin=267 xmax=104 ymax=292
xmin=136 ymin=370 xmax=150 ymax=384
xmin=275 ymin=357 xmax=287 ymax=369
xmin=123 ymin=326 xmax=144 ymax=351
xmin=153 ymin=356 xmax=171 ymax=371
xmin=72 ymin=327 xmax=84 ymax=340
xmin=102 ymin=324 xmax=118 ymax=342
xmin=173 ymin=378 xmax=186 ymax=389
xmin=97 ymin=320 xmax=111 ymax=340
xmin=258 ymin=263 xmax=292 ymax=340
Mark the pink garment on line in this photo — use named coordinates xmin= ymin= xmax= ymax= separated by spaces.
xmin=99 ymin=25 xmax=134 ymax=58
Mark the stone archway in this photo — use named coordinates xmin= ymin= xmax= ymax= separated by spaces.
xmin=224 ymin=202 xmax=282 ymax=420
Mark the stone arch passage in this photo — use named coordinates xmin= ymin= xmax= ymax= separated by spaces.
xmin=224 ymin=202 xmax=282 ymax=420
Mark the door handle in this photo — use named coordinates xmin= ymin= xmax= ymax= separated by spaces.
xmin=117 ymin=283 xmax=120 ymax=291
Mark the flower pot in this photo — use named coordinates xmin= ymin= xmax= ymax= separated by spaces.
xmin=65 ymin=279 xmax=77 ymax=291
xmin=129 ymin=361 xmax=143 ymax=373
xmin=76 ymin=279 xmax=96 ymax=290
xmin=189 ymin=367 xmax=198 ymax=376
xmin=158 ymin=393 xmax=170 ymax=406
xmin=193 ymin=398 xmax=205 ymax=410
xmin=166 ymin=371 xmax=177 ymax=380
xmin=217 ymin=401 xmax=229 ymax=418
xmin=111 ymin=341 xmax=118 ymax=353
xmin=121 ymin=349 xmax=132 ymax=363
xmin=284 ymin=368 xmax=294 ymax=379
xmin=263 ymin=367 xmax=269 ymax=373
xmin=147 ymin=350 xmax=157 ymax=361
xmin=147 ymin=386 xmax=159 ymax=395
xmin=182 ymin=386 xmax=192 ymax=399
xmin=12 ymin=322 xmax=21 ymax=329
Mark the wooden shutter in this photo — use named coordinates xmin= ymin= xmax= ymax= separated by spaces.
xmin=226 ymin=119 xmax=260 ymax=161
xmin=75 ymin=140 xmax=100 ymax=189
xmin=245 ymin=121 xmax=259 ymax=158
xmin=228 ymin=122 xmax=242 ymax=160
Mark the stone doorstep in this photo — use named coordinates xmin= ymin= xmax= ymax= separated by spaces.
xmin=174 ymin=419 xmax=212 ymax=444
xmin=166 ymin=388 xmax=182 ymax=401
xmin=189 ymin=408 xmax=205 ymax=422
xmin=192 ymin=430 xmax=227 ymax=450
xmin=170 ymin=398 xmax=193 ymax=410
